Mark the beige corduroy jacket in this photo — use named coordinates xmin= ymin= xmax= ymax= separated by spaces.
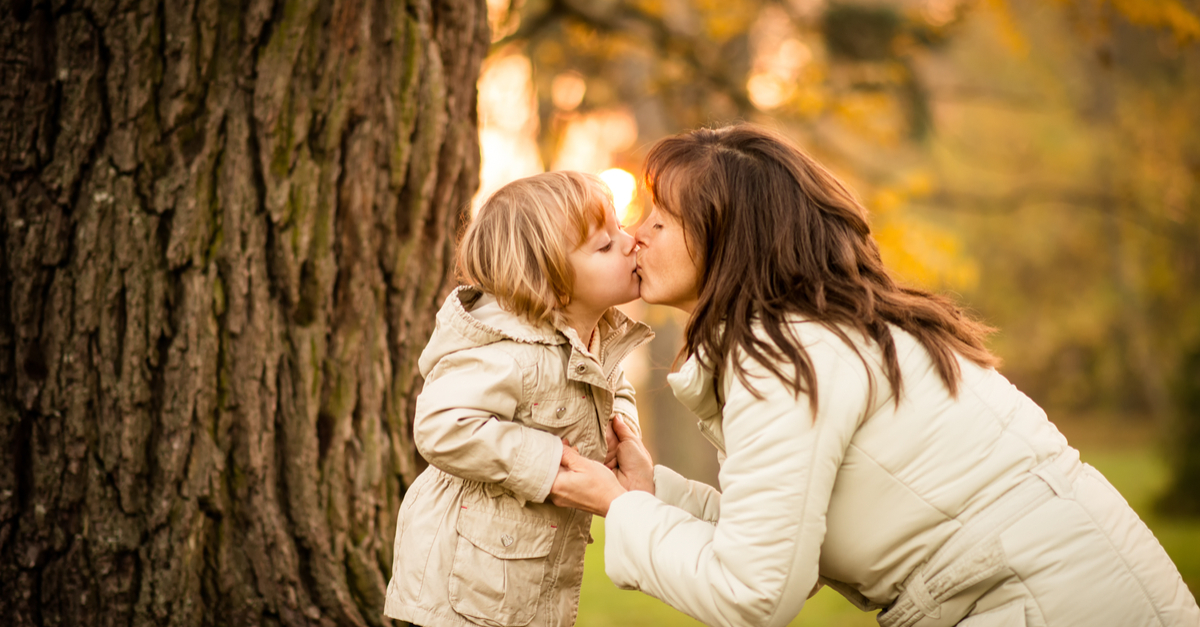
xmin=384 ymin=286 xmax=652 ymax=627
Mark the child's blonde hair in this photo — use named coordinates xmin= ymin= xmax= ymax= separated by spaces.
xmin=459 ymin=171 xmax=613 ymax=325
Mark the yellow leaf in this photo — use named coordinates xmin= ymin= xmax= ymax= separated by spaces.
xmin=1111 ymin=0 xmax=1200 ymax=41
xmin=983 ymin=0 xmax=1030 ymax=56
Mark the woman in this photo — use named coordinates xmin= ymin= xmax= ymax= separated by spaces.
xmin=549 ymin=124 xmax=1199 ymax=627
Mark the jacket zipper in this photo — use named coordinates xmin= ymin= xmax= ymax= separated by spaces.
xmin=697 ymin=420 xmax=726 ymax=453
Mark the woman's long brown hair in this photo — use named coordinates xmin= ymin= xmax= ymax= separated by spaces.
xmin=644 ymin=124 xmax=999 ymax=410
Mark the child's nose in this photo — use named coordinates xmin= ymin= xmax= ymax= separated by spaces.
xmin=617 ymin=228 xmax=636 ymax=255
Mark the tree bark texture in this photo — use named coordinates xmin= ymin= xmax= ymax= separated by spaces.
xmin=0 ymin=0 xmax=487 ymax=624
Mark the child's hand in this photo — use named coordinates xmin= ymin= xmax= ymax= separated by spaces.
xmin=612 ymin=414 xmax=655 ymax=494
xmin=604 ymin=417 xmax=620 ymax=469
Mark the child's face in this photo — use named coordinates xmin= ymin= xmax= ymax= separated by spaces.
xmin=565 ymin=207 xmax=640 ymax=315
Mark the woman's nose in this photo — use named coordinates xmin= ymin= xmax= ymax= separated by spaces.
xmin=633 ymin=222 xmax=648 ymax=248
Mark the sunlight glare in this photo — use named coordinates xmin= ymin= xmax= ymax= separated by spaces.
xmin=474 ymin=52 xmax=544 ymax=213
xmin=487 ymin=0 xmax=519 ymax=41
xmin=553 ymin=109 xmax=638 ymax=173
xmin=748 ymin=72 xmax=789 ymax=110
xmin=747 ymin=8 xmax=812 ymax=111
xmin=552 ymin=72 xmax=587 ymax=111
xmin=599 ymin=168 xmax=637 ymax=224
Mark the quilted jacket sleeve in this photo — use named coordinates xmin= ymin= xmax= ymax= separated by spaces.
xmin=414 ymin=345 xmax=563 ymax=504
xmin=604 ymin=339 xmax=870 ymax=627
xmin=652 ymin=465 xmax=721 ymax=523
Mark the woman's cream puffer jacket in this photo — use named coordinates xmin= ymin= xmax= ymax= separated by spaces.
xmin=604 ymin=319 xmax=1200 ymax=627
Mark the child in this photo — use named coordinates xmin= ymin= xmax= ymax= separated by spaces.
xmin=383 ymin=171 xmax=652 ymax=627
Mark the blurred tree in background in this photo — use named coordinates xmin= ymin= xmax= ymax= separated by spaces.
xmin=477 ymin=0 xmax=1200 ymax=513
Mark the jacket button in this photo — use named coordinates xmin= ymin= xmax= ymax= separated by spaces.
xmin=575 ymin=364 xmax=586 ymax=374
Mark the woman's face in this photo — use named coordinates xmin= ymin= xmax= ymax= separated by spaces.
xmin=634 ymin=206 xmax=701 ymax=312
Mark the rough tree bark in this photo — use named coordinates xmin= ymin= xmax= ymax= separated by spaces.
xmin=0 ymin=0 xmax=487 ymax=624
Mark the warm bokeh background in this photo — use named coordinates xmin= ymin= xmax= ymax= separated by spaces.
xmin=477 ymin=0 xmax=1200 ymax=622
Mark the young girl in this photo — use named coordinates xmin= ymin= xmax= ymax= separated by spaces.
xmin=383 ymin=171 xmax=651 ymax=627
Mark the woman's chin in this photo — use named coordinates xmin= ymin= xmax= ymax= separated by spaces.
xmin=636 ymin=277 xmax=669 ymax=307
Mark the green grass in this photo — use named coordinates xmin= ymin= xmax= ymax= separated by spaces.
xmin=1080 ymin=448 xmax=1200 ymax=596
xmin=576 ymin=445 xmax=1200 ymax=625
xmin=578 ymin=520 xmax=878 ymax=627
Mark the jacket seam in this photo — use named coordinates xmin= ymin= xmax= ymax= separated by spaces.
xmin=478 ymin=344 xmax=543 ymax=501
xmin=538 ymin=507 xmax=579 ymax=625
xmin=720 ymin=346 xmax=838 ymax=625
xmin=1010 ymin=567 xmax=1048 ymax=626
xmin=398 ymin=474 xmax=433 ymax=555
xmin=763 ymin=421 xmax=821 ymax=626
xmin=414 ymin=490 xmax=458 ymax=605
xmin=779 ymin=333 xmax=881 ymax=424
xmin=784 ymin=322 xmax=897 ymax=415
xmin=1071 ymin=476 xmax=1168 ymax=627
xmin=505 ymin=420 xmax=537 ymax=500
xmin=723 ymin=333 xmax=872 ymax=625
xmin=827 ymin=341 xmax=891 ymax=424
xmin=846 ymin=441 xmax=957 ymax=522
xmin=961 ymin=379 xmax=1081 ymax=500
xmin=961 ymin=375 xmax=1044 ymax=463
xmin=387 ymin=601 xmax=471 ymax=626
xmin=490 ymin=340 xmax=541 ymax=371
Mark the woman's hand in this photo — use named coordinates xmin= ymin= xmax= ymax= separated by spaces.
xmin=549 ymin=415 xmax=655 ymax=516
xmin=611 ymin=414 xmax=655 ymax=494
xmin=549 ymin=443 xmax=626 ymax=517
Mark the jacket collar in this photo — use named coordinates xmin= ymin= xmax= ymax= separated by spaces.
xmin=445 ymin=286 xmax=564 ymax=345
xmin=666 ymin=352 xmax=722 ymax=419
xmin=421 ymin=286 xmax=654 ymax=384
xmin=667 ymin=351 xmax=726 ymax=452
xmin=588 ymin=308 xmax=654 ymax=385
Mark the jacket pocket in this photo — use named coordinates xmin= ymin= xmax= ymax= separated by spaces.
xmin=958 ymin=600 xmax=1026 ymax=626
xmin=528 ymin=395 xmax=593 ymax=428
xmin=448 ymin=507 xmax=558 ymax=627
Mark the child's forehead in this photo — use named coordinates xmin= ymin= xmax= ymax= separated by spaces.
xmin=573 ymin=192 xmax=610 ymax=223
xmin=565 ymin=201 xmax=611 ymax=245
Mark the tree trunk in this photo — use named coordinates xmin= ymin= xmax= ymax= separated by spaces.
xmin=1158 ymin=345 xmax=1200 ymax=517
xmin=0 ymin=0 xmax=487 ymax=624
